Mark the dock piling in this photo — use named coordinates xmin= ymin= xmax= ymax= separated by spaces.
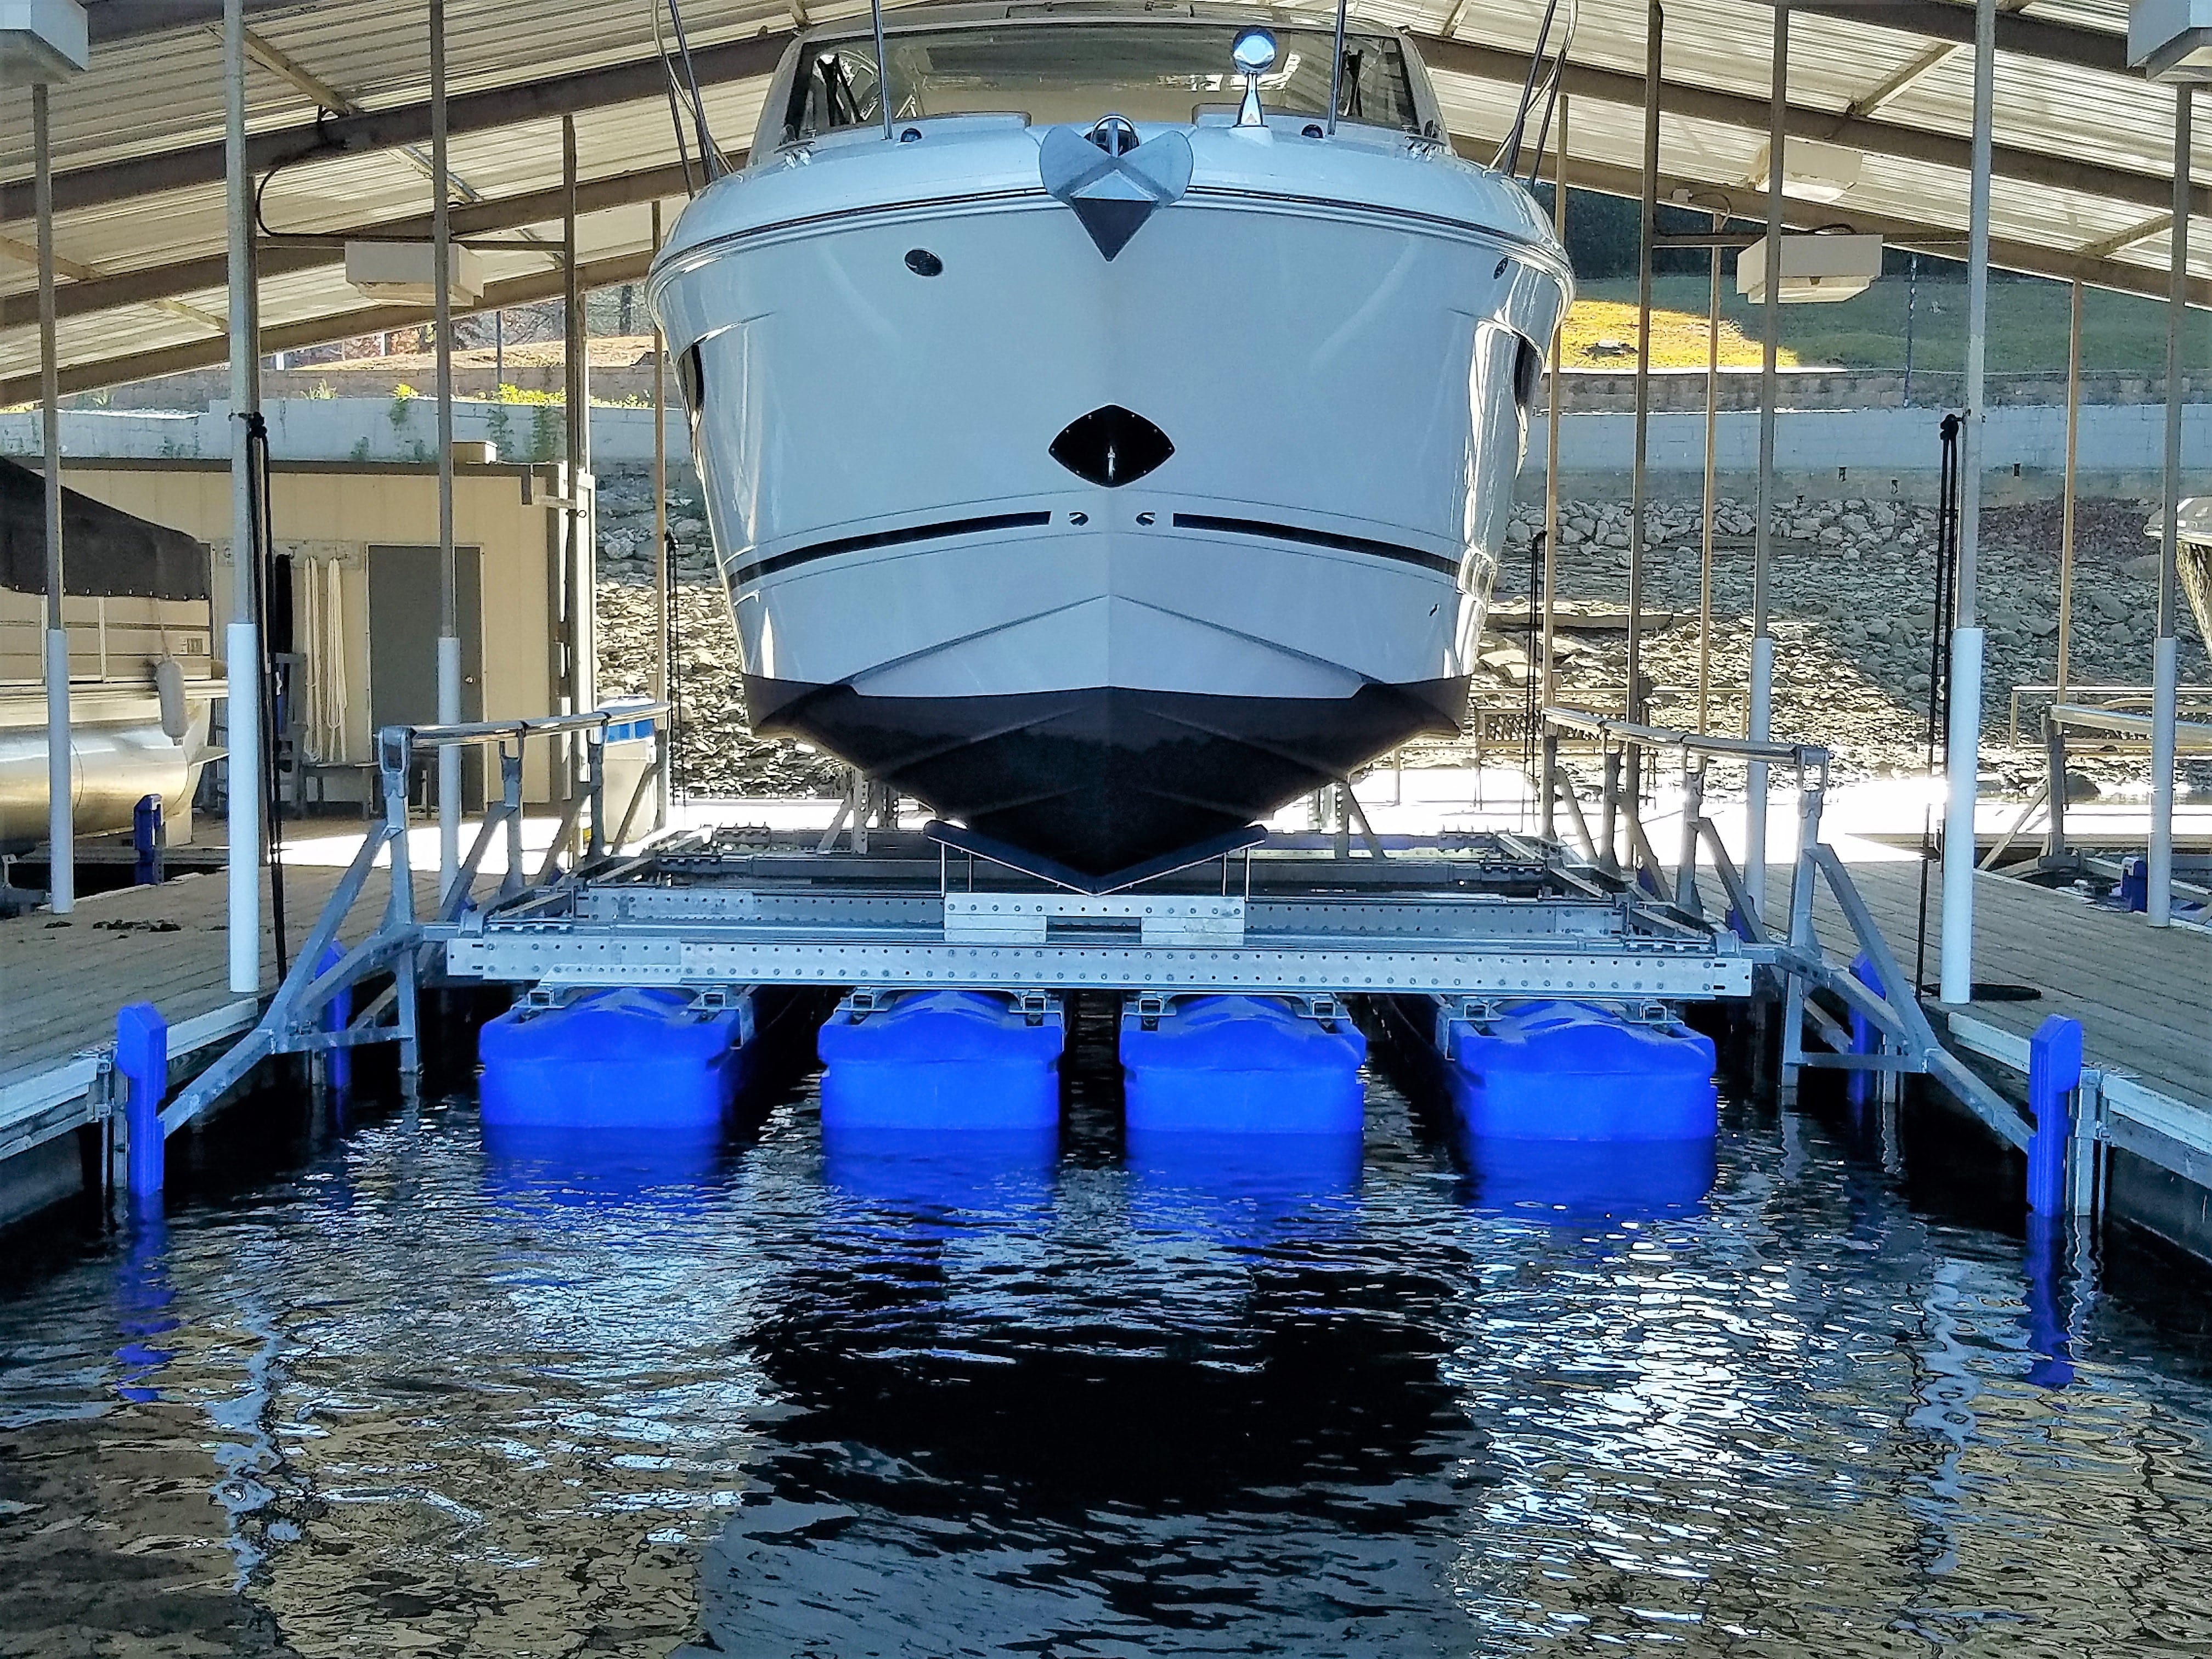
xmin=116 ymin=1002 xmax=168 ymax=1199
xmin=2027 ymin=1014 xmax=2083 ymax=1218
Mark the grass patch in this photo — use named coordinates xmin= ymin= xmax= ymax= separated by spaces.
xmin=1560 ymin=296 xmax=1792 ymax=369
xmin=1573 ymin=273 xmax=2207 ymax=375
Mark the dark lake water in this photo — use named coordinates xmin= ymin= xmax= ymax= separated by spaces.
xmin=2 ymin=1001 xmax=2210 ymax=1657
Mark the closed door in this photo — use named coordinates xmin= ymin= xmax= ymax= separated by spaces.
xmin=370 ymin=545 xmax=483 ymax=805
xmin=368 ymin=545 xmax=483 ymax=732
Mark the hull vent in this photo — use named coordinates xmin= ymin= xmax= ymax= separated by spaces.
xmin=1048 ymin=405 xmax=1173 ymax=487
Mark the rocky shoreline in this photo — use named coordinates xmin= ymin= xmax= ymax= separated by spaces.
xmin=590 ymin=465 xmax=2208 ymax=800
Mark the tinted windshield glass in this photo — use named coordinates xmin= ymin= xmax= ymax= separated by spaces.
xmin=785 ymin=23 xmax=1419 ymax=140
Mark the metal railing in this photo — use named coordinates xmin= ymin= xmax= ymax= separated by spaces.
xmin=1974 ymin=700 xmax=2212 ymax=881
xmin=156 ymin=701 xmax=670 ymax=1136
xmin=1538 ymin=704 xmax=2031 ymax=1150
xmin=2007 ymin=681 xmax=2212 ymax=747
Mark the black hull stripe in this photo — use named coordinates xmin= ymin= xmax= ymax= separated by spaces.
xmin=733 ymin=511 xmax=1053 ymax=583
xmin=1170 ymin=513 xmax=1460 ymax=578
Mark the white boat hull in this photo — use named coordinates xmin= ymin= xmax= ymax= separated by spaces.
xmin=653 ymin=111 xmax=1568 ymax=877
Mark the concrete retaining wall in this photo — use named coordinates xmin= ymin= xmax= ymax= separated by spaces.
xmin=2 ymin=395 xmax=2201 ymax=504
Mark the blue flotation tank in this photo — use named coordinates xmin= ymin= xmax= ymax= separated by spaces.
xmin=1439 ymin=998 xmax=1717 ymax=1142
xmin=1120 ymin=995 xmax=1367 ymax=1135
xmin=817 ymin=990 xmax=1064 ymax=1132
xmin=478 ymin=986 xmax=755 ymax=1131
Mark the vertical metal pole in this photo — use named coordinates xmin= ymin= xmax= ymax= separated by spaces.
xmin=2056 ymin=278 xmax=2081 ymax=701
xmin=1541 ymin=95 xmax=1567 ymax=713
xmin=382 ymin=757 xmax=420 ymax=1082
xmin=1699 ymin=210 xmax=1720 ymax=735
xmin=2149 ymin=86 xmax=2192 ymax=928
xmin=224 ymin=0 xmax=263 ymax=995
xmin=1326 ymin=0 xmax=1351 ymax=136
xmin=1939 ymin=0 xmax=1995 ymax=1001
xmin=870 ymin=0 xmax=894 ymax=140
xmin=562 ymin=118 xmax=590 ymax=822
xmin=1627 ymin=0 xmax=1661 ymax=758
xmin=34 ymin=83 xmax=72 ymax=916
xmin=1747 ymin=4 xmax=1786 ymax=916
xmin=652 ymin=199 xmax=672 ymax=832
xmin=432 ymin=0 xmax=460 ymax=891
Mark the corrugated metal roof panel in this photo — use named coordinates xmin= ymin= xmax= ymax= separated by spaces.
xmin=0 ymin=0 xmax=2199 ymax=396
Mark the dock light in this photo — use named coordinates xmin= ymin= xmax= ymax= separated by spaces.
xmin=1736 ymin=233 xmax=1883 ymax=304
xmin=1743 ymin=137 xmax=1861 ymax=204
xmin=2131 ymin=0 xmax=2212 ymax=79
xmin=344 ymin=241 xmax=484 ymax=306
xmin=0 ymin=0 xmax=86 ymax=81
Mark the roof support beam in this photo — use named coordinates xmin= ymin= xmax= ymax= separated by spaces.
xmin=1415 ymin=32 xmax=2210 ymax=221
xmin=1771 ymin=0 xmax=2129 ymax=77
xmin=0 ymin=231 xmax=226 ymax=333
xmin=0 ymin=28 xmax=793 ymax=224
xmin=0 ymin=249 xmax=656 ymax=407
xmin=0 ymin=160 xmax=698 ymax=331
xmin=220 ymin=23 xmax=504 ymax=210
xmin=1453 ymin=139 xmax=2211 ymax=309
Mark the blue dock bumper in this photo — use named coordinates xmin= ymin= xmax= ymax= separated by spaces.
xmin=1437 ymin=998 xmax=1718 ymax=1142
xmin=478 ymin=987 xmax=755 ymax=1130
xmin=817 ymin=990 xmax=1065 ymax=1132
xmin=1119 ymin=995 xmax=1366 ymax=1135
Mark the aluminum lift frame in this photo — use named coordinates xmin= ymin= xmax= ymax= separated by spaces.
xmin=154 ymin=704 xmax=2032 ymax=1156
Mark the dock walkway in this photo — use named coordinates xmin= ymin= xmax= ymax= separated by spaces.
xmin=1792 ymin=852 xmax=2209 ymax=1114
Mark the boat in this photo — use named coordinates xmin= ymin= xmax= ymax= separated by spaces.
xmin=647 ymin=2 xmax=1572 ymax=881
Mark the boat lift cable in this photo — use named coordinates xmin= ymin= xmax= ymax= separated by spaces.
xmin=656 ymin=0 xmax=724 ymax=185
xmin=244 ymin=411 xmax=290 ymax=982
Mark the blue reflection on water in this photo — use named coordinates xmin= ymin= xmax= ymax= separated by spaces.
xmin=0 ymin=1031 xmax=2206 ymax=1657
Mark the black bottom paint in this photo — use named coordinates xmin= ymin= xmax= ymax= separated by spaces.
xmin=745 ymin=675 xmax=1470 ymax=877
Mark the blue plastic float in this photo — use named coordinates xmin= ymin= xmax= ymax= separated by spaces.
xmin=1119 ymin=994 xmax=1367 ymax=1135
xmin=1436 ymin=998 xmax=1717 ymax=1142
xmin=816 ymin=990 xmax=1064 ymax=1132
xmin=478 ymin=986 xmax=755 ymax=1130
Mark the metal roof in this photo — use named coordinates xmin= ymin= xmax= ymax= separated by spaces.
xmin=0 ymin=0 xmax=2203 ymax=401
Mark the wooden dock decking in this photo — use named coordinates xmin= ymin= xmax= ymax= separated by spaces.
xmin=1784 ymin=850 xmax=2210 ymax=1114
xmin=1 ymin=861 xmax=411 ymax=1094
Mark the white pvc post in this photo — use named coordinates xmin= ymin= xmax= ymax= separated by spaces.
xmin=34 ymin=83 xmax=72 ymax=915
xmin=432 ymin=0 xmax=461 ymax=888
xmin=1747 ymin=5 xmax=1786 ymax=913
xmin=1939 ymin=0 xmax=1997 ymax=1004
xmin=2149 ymin=86 xmax=2192 ymax=927
xmin=224 ymin=0 xmax=262 ymax=995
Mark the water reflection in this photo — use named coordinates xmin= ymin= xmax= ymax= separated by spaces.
xmin=1457 ymin=1133 xmax=1718 ymax=1222
xmin=0 ymin=1071 xmax=2205 ymax=1655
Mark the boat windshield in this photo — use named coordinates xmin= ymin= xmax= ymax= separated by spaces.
xmin=783 ymin=22 xmax=1420 ymax=142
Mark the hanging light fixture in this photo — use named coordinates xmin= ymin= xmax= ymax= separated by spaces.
xmin=0 ymin=0 xmax=86 ymax=81
xmin=2130 ymin=0 xmax=2212 ymax=80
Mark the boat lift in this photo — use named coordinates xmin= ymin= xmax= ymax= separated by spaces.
xmin=154 ymin=702 xmax=2034 ymax=1162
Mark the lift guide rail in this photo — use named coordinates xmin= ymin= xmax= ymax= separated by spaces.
xmin=148 ymin=704 xmax=2046 ymax=1180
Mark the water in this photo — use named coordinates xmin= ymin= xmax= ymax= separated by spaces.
xmin=3 ymin=1007 xmax=2211 ymax=1657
